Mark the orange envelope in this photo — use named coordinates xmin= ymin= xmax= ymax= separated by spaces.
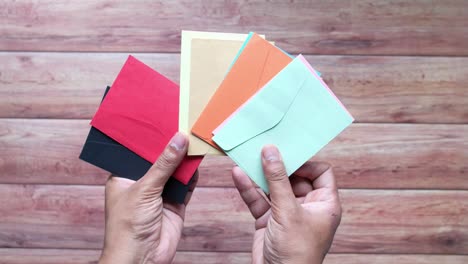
xmin=191 ymin=33 xmax=292 ymax=148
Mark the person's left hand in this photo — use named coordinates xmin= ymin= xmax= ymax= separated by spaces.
xmin=99 ymin=132 xmax=197 ymax=264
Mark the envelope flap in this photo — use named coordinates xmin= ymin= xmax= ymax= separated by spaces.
xmin=213 ymin=59 xmax=307 ymax=151
xmin=214 ymin=105 xmax=283 ymax=151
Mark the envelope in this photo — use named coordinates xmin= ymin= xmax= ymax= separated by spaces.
xmin=91 ymin=55 xmax=203 ymax=185
xmin=179 ymin=31 xmax=260 ymax=156
xmin=191 ymin=33 xmax=292 ymax=149
xmin=212 ymin=55 xmax=354 ymax=192
xmin=80 ymin=86 xmax=193 ymax=203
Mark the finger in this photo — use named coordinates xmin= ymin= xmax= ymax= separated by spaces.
xmin=232 ymin=166 xmax=270 ymax=220
xmin=162 ymin=170 xmax=199 ymax=220
xmin=290 ymin=175 xmax=313 ymax=197
xmin=105 ymin=175 xmax=134 ymax=200
xmin=294 ymin=161 xmax=336 ymax=190
xmin=254 ymin=209 xmax=271 ymax=230
xmin=184 ymin=170 xmax=199 ymax=205
xmin=261 ymin=145 xmax=297 ymax=215
xmin=313 ymin=167 xmax=337 ymax=190
xmin=138 ymin=132 xmax=188 ymax=194
xmin=163 ymin=202 xmax=186 ymax=220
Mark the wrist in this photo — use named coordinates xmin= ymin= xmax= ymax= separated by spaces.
xmin=99 ymin=239 xmax=174 ymax=264
xmin=281 ymin=246 xmax=326 ymax=264
xmin=283 ymin=256 xmax=323 ymax=264
xmin=99 ymin=247 xmax=139 ymax=264
xmin=99 ymin=237 xmax=146 ymax=264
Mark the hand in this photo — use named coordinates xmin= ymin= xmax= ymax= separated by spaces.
xmin=232 ymin=145 xmax=341 ymax=264
xmin=99 ymin=132 xmax=197 ymax=264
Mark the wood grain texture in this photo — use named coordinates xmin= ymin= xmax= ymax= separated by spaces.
xmin=323 ymin=254 xmax=468 ymax=264
xmin=1 ymin=119 xmax=467 ymax=189
xmin=1 ymin=52 xmax=467 ymax=123
xmin=1 ymin=1 xmax=467 ymax=55
xmin=0 ymin=249 xmax=100 ymax=264
xmin=1 ymin=0 xmax=466 ymax=262
xmin=0 ymin=53 xmax=179 ymax=119
xmin=1 ymin=249 xmax=468 ymax=264
xmin=0 ymin=185 xmax=466 ymax=254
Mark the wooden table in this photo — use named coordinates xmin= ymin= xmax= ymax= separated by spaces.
xmin=0 ymin=1 xmax=467 ymax=263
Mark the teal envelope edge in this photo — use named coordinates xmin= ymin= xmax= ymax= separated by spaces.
xmin=226 ymin=32 xmax=255 ymax=73
xmin=213 ymin=55 xmax=353 ymax=192
xmin=227 ymin=32 xmax=321 ymax=76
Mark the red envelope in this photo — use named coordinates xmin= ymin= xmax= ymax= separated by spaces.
xmin=91 ymin=55 xmax=203 ymax=184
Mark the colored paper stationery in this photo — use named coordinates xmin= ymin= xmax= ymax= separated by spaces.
xmin=80 ymin=86 xmax=193 ymax=204
xmin=179 ymin=31 xmax=261 ymax=156
xmin=91 ymin=56 xmax=203 ymax=185
xmin=79 ymin=30 xmax=353 ymax=199
xmin=191 ymin=33 xmax=292 ymax=149
xmin=213 ymin=55 xmax=354 ymax=192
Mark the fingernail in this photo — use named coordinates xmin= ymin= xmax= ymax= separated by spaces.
xmin=262 ymin=145 xmax=279 ymax=162
xmin=169 ymin=132 xmax=187 ymax=151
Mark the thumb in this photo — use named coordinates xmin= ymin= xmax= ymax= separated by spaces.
xmin=261 ymin=145 xmax=297 ymax=218
xmin=138 ymin=132 xmax=188 ymax=195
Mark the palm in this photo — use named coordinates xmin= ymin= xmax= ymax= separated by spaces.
xmin=150 ymin=206 xmax=185 ymax=261
xmin=134 ymin=192 xmax=188 ymax=262
xmin=100 ymin=133 xmax=197 ymax=264
xmin=161 ymin=209 xmax=184 ymax=243
xmin=106 ymin=177 xmax=190 ymax=263
xmin=252 ymin=188 xmax=335 ymax=262
xmin=252 ymin=227 xmax=266 ymax=262
xmin=232 ymin=161 xmax=340 ymax=264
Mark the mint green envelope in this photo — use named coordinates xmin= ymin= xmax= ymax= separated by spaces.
xmin=212 ymin=55 xmax=353 ymax=192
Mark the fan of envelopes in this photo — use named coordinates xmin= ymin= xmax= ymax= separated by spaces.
xmin=80 ymin=31 xmax=354 ymax=203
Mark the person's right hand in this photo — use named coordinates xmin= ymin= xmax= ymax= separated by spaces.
xmin=232 ymin=145 xmax=342 ymax=264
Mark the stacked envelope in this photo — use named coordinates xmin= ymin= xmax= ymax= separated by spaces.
xmin=181 ymin=31 xmax=353 ymax=192
xmin=80 ymin=30 xmax=354 ymax=201
xmin=80 ymin=57 xmax=203 ymax=203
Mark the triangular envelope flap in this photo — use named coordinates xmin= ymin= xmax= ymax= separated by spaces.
xmin=214 ymin=58 xmax=307 ymax=151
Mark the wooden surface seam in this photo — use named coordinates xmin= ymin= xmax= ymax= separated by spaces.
xmin=1 ymin=52 xmax=467 ymax=122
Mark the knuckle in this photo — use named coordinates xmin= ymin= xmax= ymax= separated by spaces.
xmin=328 ymin=201 xmax=343 ymax=227
xmin=105 ymin=175 xmax=117 ymax=188
xmin=275 ymin=206 xmax=297 ymax=224
xmin=267 ymin=164 xmax=287 ymax=182
xmin=333 ymin=202 xmax=342 ymax=218
xmin=155 ymin=148 xmax=178 ymax=171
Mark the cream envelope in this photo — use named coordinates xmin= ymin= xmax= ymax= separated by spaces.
xmin=180 ymin=31 xmax=265 ymax=155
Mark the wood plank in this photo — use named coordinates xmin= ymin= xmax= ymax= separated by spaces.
xmin=1 ymin=1 xmax=467 ymax=55
xmin=1 ymin=249 xmax=468 ymax=264
xmin=0 ymin=249 xmax=100 ymax=264
xmin=0 ymin=185 xmax=466 ymax=254
xmin=1 ymin=119 xmax=467 ymax=189
xmin=1 ymin=53 xmax=467 ymax=123
xmin=0 ymin=53 xmax=178 ymax=119
xmin=323 ymin=254 xmax=468 ymax=264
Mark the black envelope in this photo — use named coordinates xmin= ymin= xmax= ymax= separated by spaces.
xmin=79 ymin=86 xmax=192 ymax=203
